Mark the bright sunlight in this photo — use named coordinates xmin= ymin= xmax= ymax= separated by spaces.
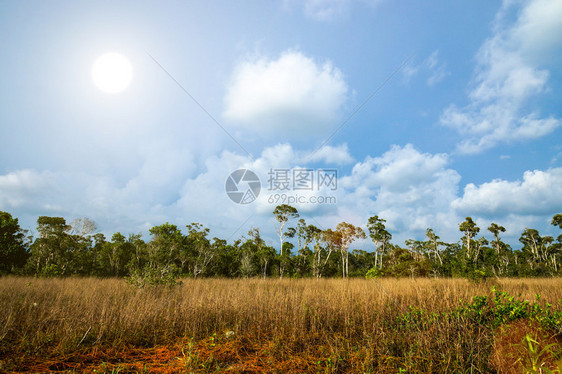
xmin=91 ymin=52 xmax=133 ymax=94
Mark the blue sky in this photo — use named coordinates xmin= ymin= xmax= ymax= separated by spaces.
xmin=1 ymin=0 xmax=561 ymax=248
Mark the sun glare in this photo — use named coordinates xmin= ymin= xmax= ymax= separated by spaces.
xmin=91 ymin=53 xmax=133 ymax=94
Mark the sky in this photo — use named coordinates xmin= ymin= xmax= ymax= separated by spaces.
xmin=1 ymin=0 xmax=561 ymax=249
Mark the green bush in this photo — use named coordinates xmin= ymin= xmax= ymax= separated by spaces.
xmin=125 ymin=265 xmax=181 ymax=288
xmin=365 ymin=267 xmax=382 ymax=279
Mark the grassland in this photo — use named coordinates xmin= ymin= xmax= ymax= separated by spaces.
xmin=1 ymin=277 xmax=561 ymax=373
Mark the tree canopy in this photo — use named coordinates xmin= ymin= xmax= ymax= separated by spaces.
xmin=1 ymin=209 xmax=560 ymax=279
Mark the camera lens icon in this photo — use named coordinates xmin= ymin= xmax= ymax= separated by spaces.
xmin=225 ymin=169 xmax=261 ymax=204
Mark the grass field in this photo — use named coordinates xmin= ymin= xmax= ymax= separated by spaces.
xmin=1 ymin=277 xmax=561 ymax=373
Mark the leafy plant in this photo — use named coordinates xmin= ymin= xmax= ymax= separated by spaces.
xmin=125 ymin=265 xmax=180 ymax=288
xmin=514 ymin=333 xmax=562 ymax=374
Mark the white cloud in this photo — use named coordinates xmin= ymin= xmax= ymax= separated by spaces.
xmin=452 ymin=167 xmax=562 ymax=217
xmin=305 ymin=144 xmax=354 ymax=165
xmin=223 ymin=51 xmax=348 ymax=136
xmin=440 ymin=0 xmax=562 ymax=154
xmin=304 ymin=0 xmax=350 ymax=21
xmin=403 ymin=51 xmax=450 ymax=86
xmin=337 ymin=144 xmax=462 ymax=241
xmin=511 ymin=0 xmax=562 ymax=61
xmin=0 ymin=170 xmax=59 ymax=212
xmin=1 ymin=144 xmax=559 ymax=247
xmin=284 ymin=0 xmax=383 ymax=21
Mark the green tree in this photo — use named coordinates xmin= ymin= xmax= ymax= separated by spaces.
xmin=185 ymin=223 xmax=213 ymax=278
xmin=294 ymin=219 xmax=319 ymax=277
xmin=208 ymin=238 xmax=239 ymax=277
xmin=350 ymin=249 xmax=375 ymax=277
xmin=29 ymin=216 xmax=72 ymax=276
xmin=0 ymin=211 xmax=29 ymax=274
xmin=488 ymin=223 xmax=506 ymax=255
xmin=385 ymin=245 xmax=431 ymax=277
xmin=459 ymin=217 xmax=480 ymax=263
xmin=239 ymin=232 xmax=260 ymax=277
xmin=519 ymin=229 xmax=543 ymax=263
xmin=148 ymin=223 xmax=183 ymax=274
xmin=67 ymin=218 xmax=98 ymax=275
xmin=126 ymin=233 xmax=147 ymax=273
xmin=313 ymin=229 xmax=337 ymax=278
xmin=99 ymin=232 xmax=134 ymax=276
xmin=367 ymin=216 xmax=392 ymax=270
xmin=248 ymin=228 xmax=276 ymax=278
xmin=551 ymin=214 xmax=562 ymax=272
xmin=273 ymin=204 xmax=299 ymax=277
xmin=488 ymin=223 xmax=510 ymax=276
xmin=425 ymin=228 xmax=443 ymax=266
xmin=552 ymin=214 xmax=562 ymax=229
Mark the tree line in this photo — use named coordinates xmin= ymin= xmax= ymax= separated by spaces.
xmin=1 ymin=207 xmax=561 ymax=279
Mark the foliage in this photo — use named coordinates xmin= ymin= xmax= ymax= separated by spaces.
xmin=0 ymin=211 xmax=29 ymax=274
xmin=125 ymin=265 xmax=181 ymax=288
xmin=1 ymin=209 xmax=561 ymax=279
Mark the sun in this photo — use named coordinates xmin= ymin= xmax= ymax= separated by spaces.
xmin=91 ymin=53 xmax=133 ymax=94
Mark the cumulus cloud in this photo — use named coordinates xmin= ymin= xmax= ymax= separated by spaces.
xmin=440 ymin=0 xmax=562 ymax=154
xmin=0 ymin=170 xmax=60 ymax=212
xmin=452 ymin=167 xmax=562 ymax=217
xmin=223 ymin=50 xmax=348 ymax=136
xmin=337 ymin=144 xmax=461 ymax=241
xmin=171 ymin=143 xmax=463 ymax=242
xmin=1 ymin=143 xmax=560 ymax=247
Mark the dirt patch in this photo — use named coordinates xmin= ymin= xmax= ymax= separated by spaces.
xmin=491 ymin=319 xmax=562 ymax=374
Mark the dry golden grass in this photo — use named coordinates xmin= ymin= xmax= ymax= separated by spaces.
xmin=1 ymin=277 xmax=561 ymax=373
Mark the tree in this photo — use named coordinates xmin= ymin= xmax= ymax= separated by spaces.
xmin=185 ymin=223 xmax=213 ymax=278
xmin=0 ymin=211 xmax=29 ymax=274
xmin=385 ymin=245 xmax=431 ymax=278
xmin=487 ymin=223 xmax=510 ymax=275
xmin=551 ymin=214 xmax=562 ymax=272
xmin=552 ymin=214 xmax=562 ymax=229
xmin=126 ymin=233 xmax=146 ymax=273
xmin=148 ymin=223 xmax=183 ymax=273
xmin=239 ymin=233 xmax=260 ymax=277
xmin=100 ymin=232 xmax=133 ymax=276
xmin=519 ymin=228 xmax=543 ymax=263
xmin=208 ymin=238 xmax=239 ymax=277
xmin=294 ymin=219 xmax=319 ymax=277
xmin=273 ymin=204 xmax=299 ymax=277
xmin=367 ymin=216 xmax=392 ymax=269
xmin=90 ymin=232 xmax=106 ymax=275
xmin=459 ymin=217 xmax=480 ymax=262
xmin=28 ymin=216 xmax=99 ymax=276
xmin=425 ymin=228 xmax=443 ymax=265
xmin=313 ymin=229 xmax=336 ymax=279
xmin=334 ymin=222 xmax=366 ymax=278
xmin=488 ymin=223 xmax=506 ymax=256
xmin=247 ymin=228 xmax=276 ymax=278
xmin=29 ymin=216 xmax=74 ymax=276
xmin=541 ymin=235 xmax=558 ymax=272
xmin=350 ymin=249 xmax=375 ymax=277
xmin=67 ymin=218 xmax=98 ymax=274
xmin=69 ymin=217 xmax=97 ymax=237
